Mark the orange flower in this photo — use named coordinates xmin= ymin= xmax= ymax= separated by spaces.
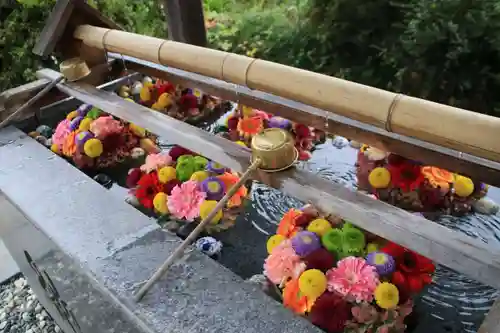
xmin=217 ymin=172 xmax=248 ymax=207
xmin=62 ymin=131 xmax=77 ymax=157
xmin=277 ymin=209 xmax=303 ymax=238
xmin=422 ymin=166 xmax=453 ymax=191
xmin=283 ymin=278 xmax=314 ymax=314
xmin=237 ymin=116 xmax=264 ymax=139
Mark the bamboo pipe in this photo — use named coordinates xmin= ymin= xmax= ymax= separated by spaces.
xmin=74 ymin=25 xmax=500 ymax=163
xmin=134 ymin=158 xmax=262 ymax=301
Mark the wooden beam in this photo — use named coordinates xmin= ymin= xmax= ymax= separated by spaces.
xmin=33 ymin=0 xmax=75 ymax=57
xmin=0 ymin=79 xmax=51 ymax=108
xmin=34 ymin=0 xmax=121 ymax=65
xmin=120 ymin=57 xmax=500 ymax=188
xmin=37 ymin=67 xmax=500 ymax=291
xmin=0 ymin=60 xmax=122 ymax=124
xmin=163 ymin=0 xmax=207 ymax=46
xmin=0 ymin=79 xmax=65 ymax=124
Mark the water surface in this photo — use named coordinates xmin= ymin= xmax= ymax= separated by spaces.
xmin=104 ymin=110 xmax=500 ymax=332
xmin=197 ymin=114 xmax=500 ymax=333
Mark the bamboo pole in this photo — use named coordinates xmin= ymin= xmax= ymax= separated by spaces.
xmin=74 ymin=25 xmax=500 ymax=163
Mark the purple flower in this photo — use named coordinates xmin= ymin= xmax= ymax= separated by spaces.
xmin=366 ymin=251 xmax=395 ymax=276
xmin=77 ymin=104 xmax=92 ymax=117
xmin=70 ymin=116 xmax=83 ymax=131
xmin=74 ymin=131 xmax=94 ymax=147
xmin=291 ymin=231 xmax=321 ymax=257
xmin=200 ymin=177 xmax=226 ymax=201
xmin=206 ymin=161 xmax=226 ymax=174
xmin=268 ymin=116 xmax=291 ymax=130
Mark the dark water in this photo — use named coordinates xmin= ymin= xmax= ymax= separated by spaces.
xmin=81 ymin=108 xmax=500 ymax=332
xmin=189 ymin=112 xmax=499 ymax=333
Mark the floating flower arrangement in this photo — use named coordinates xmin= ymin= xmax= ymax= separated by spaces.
xmin=28 ymin=104 xmax=157 ymax=171
xmin=264 ymin=205 xmax=435 ymax=333
xmin=126 ymin=145 xmax=250 ymax=233
xmin=356 ymin=145 xmax=491 ymax=216
xmin=117 ymin=76 xmax=232 ymax=124
xmin=215 ymin=105 xmax=326 ymax=161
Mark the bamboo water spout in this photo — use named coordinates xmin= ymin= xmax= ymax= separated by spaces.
xmin=73 ymin=25 xmax=500 ymax=164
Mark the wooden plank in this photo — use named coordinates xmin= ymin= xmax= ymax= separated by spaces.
xmin=479 ymin=298 xmax=500 ymax=333
xmin=33 ymin=0 xmax=75 ymax=57
xmin=0 ymin=60 xmax=122 ymax=124
xmin=33 ymin=0 xmax=121 ymax=61
xmin=0 ymin=79 xmax=59 ymax=124
xmin=163 ymin=0 xmax=207 ymax=46
xmin=0 ymin=79 xmax=50 ymax=108
xmin=37 ymin=67 xmax=500 ymax=291
xmin=121 ymin=57 xmax=500 ymax=188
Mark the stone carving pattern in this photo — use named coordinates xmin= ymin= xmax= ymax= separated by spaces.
xmin=24 ymin=250 xmax=82 ymax=333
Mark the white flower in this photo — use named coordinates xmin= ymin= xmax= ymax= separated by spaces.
xmin=364 ymin=147 xmax=388 ymax=161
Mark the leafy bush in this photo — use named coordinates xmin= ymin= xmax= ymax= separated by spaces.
xmin=0 ymin=0 xmax=53 ymax=91
xmin=0 ymin=0 xmax=165 ymax=91
xmin=259 ymin=0 xmax=500 ymax=115
xmin=4 ymin=0 xmax=500 ymax=116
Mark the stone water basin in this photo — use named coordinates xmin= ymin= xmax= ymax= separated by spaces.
xmin=188 ymin=114 xmax=500 ymax=333
xmin=25 ymin=98 xmax=500 ymax=333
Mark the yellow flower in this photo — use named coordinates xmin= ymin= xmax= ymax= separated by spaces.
xmin=266 ymin=234 xmax=286 ymax=254
xmin=153 ymin=192 xmax=169 ymax=215
xmin=374 ymin=282 xmax=399 ymax=309
xmin=66 ymin=110 xmax=79 ymax=121
xmin=366 ymin=242 xmax=380 ymax=253
xmin=199 ymin=200 xmax=223 ymax=224
xmin=368 ymin=167 xmax=391 ymax=189
xmin=158 ymin=166 xmax=177 ymax=183
xmin=453 ymin=174 xmax=474 ymax=197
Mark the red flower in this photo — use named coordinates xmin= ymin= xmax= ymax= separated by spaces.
xmin=164 ymin=179 xmax=182 ymax=195
xmin=227 ymin=116 xmax=239 ymax=131
xmin=387 ymin=161 xmax=424 ymax=192
xmin=309 ymin=292 xmax=352 ymax=333
xmin=155 ymin=80 xmax=176 ymax=96
xmin=304 ymin=248 xmax=336 ymax=272
xmin=294 ymin=213 xmax=315 ymax=227
xmin=294 ymin=123 xmax=311 ymax=138
xmin=387 ymin=153 xmax=407 ymax=166
xmin=126 ymin=168 xmax=142 ymax=188
xmin=169 ymin=145 xmax=194 ymax=161
xmin=179 ymin=94 xmax=198 ymax=109
xmin=134 ymin=172 xmax=164 ymax=209
xmin=381 ymin=241 xmax=435 ymax=295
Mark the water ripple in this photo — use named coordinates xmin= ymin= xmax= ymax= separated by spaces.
xmin=157 ymin=117 xmax=498 ymax=332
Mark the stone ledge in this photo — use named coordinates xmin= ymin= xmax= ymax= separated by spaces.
xmin=0 ymin=126 xmax=321 ymax=333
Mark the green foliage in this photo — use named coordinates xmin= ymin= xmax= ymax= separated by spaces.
xmin=207 ymin=0 xmax=306 ymax=58
xmin=0 ymin=0 xmax=54 ymax=92
xmin=91 ymin=0 xmax=166 ymax=37
xmin=4 ymin=0 xmax=500 ymax=116
xmin=0 ymin=0 xmax=165 ymax=92
xmin=217 ymin=0 xmax=500 ymax=115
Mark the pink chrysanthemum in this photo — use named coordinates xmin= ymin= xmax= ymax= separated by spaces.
xmin=326 ymin=257 xmax=380 ymax=302
xmin=264 ymin=240 xmax=306 ymax=285
xmin=140 ymin=153 xmax=172 ymax=173
xmin=52 ymin=119 xmax=71 ymax=148
xmin=89 ymin=116 xmax=123 ymax=139
xmin=167 ymin=181 xmax=206 ymax=221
